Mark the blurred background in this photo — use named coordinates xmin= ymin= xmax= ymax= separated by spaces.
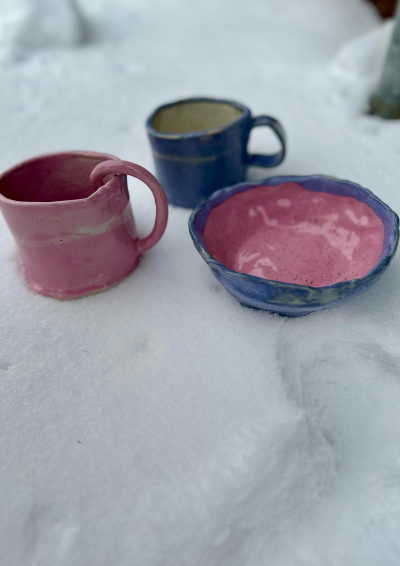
xmin=369 ymin=0 xmax=396 ymax=17
xmin=0 ymin=0 xmax=398 ymax=235
xmin=1 ymin=2 xmax=400 ymax=566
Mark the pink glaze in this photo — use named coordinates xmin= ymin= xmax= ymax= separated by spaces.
xmin=0 ymin=152 xmax=168 ymax=299
xmin=203 ymin=182 xmax=385 ymax=287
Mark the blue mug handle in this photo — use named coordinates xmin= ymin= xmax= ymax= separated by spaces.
xmin=245 ymin=115 xmax=286 ymax=168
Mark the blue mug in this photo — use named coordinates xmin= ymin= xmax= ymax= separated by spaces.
xmin=146 ymin=97 xmax=286 ymax=208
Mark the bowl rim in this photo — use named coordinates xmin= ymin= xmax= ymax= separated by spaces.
xmin=188 ymin=174 xmax=399 ymax=295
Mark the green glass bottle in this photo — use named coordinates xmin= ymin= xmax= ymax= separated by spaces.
xmin=371 ymin=1 xmax=400 ymax=119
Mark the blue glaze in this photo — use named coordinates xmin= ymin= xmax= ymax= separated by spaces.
xmin=188 ymin=175 xmax=399 ymax=317
xmin=146 ymin=97 xmax=286 ymax=209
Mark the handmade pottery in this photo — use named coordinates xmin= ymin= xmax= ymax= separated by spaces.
xmin=189 ymin=175 xmax=399 ymax=317
xmin=0 ymin=151 xmax=168 ymax=299
xmin=146 ymin=97 xmax=286 ymax=209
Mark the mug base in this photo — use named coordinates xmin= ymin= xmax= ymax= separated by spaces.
xmin=23 ymin=257 xmax=140 ymax=300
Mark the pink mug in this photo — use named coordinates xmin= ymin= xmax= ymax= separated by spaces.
xmin=0 ymin=151 xmax=168 ymax=299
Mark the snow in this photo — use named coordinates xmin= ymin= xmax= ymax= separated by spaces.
xmin=1 ymin=0 xmax=400 ymax=564
xmin=13 ymin=0 xmax=86 ymax=55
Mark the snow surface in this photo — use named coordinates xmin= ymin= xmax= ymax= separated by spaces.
xmin=1 ymin=0 xmax=400 ymax=564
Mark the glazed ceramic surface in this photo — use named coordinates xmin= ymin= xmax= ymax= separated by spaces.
xmin=189 ymin=175 xmax=399 ymax=317
xmin=146 ymin=97 xmax=286 ymax=209
xmin=204 ymin=182 xmax=385 ymax=287
xmin=0 ymin=151 xmax=168 ymax=299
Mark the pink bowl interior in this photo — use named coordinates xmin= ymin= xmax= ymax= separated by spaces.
xmin=203 ymin=182 xmax=385 ymax=287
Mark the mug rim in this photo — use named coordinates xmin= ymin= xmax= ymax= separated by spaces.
xmin=0 ymin=150 xmax=119 ymax=207
xmin=146 ymin=97 xmax=250 ymax=139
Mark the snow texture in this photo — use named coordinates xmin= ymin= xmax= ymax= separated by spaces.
xmin=15 ymin=0 xmax=86 ymax=51
xmin=1 ymin=0 xmax=400 ymax=565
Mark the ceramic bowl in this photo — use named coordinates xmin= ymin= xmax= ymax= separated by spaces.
xmin=188 ymin=175 xmax=399 ymax=317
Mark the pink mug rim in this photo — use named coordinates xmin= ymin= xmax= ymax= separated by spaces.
xmin=0 ymin=150 xmax=120 ymax=208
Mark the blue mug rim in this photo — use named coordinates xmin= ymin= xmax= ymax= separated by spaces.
xmin=146 ymin=97 xmax=251 ymax=140
xmin=188 ymin=174 xmax=399 ymax=297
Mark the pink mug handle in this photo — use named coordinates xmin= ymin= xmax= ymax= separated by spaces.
xmin=90 ymin=160 xmax=168 ymax=254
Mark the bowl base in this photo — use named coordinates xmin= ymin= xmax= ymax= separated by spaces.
xmin=239 ymin=302 xmax=313 ymax=317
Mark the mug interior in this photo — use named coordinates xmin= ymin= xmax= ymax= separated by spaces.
xmin=151 ymin=101 xmax=244 ymax=134
xmin=0 ymin=153 xmax=108 ymax=203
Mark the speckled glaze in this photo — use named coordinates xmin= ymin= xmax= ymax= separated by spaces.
xmin=204 ymin=182 xmax=385 ymax=287
xmin=0 ymin=151 xmax=168 ymax=299
xmin=189 ymin=175 xmax=399 ymax=317
xmin=146 ymin=97 xmax=286 ymax=209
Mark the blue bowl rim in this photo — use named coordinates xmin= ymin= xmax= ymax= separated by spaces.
xmin=146 ymin=96 xmax=250 ymax=140
xmin=188 ymin=174 xmax=400 ymax=297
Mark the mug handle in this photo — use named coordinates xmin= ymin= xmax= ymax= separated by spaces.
xmin=90 ymin=160 xmax=168 ymax=254
xmin=245 ymin=116 xmax=286 ymax=168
